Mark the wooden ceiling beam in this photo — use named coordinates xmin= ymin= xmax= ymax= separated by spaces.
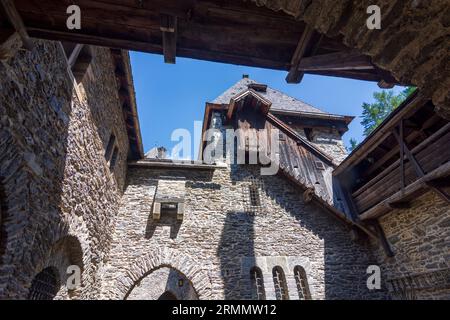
xmin=297 ymin=50 xmax=374 ymax=71
xmin=0 ymin=0 xmax=33 ymax=50
xmin=286 ymin=24 xmax=314 ymax=83
xmin=160 ymin=14 xmax=177 ymax=64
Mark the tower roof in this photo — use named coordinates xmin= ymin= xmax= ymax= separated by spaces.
xmin=212 ymin=77 xmax=327 ymax=115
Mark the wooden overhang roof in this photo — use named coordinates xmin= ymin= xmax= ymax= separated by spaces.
xmin=110 ymin=49 xmax=144 ymax=160
xmin=0 ymin=0 xmax=400 ymax=87
xmin=334 ymin=91 xmax=450 ymax=221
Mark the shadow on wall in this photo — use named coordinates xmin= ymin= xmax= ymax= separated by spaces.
xmin=0 ymin=40 xmax=124 ymax=299
xmin=0 ymin=41 xmax=74 ymax=299
xmin=217 ymin=165 xmax=385 ymax=300
xmin=218 ymin=210 xmax=256 ymax=299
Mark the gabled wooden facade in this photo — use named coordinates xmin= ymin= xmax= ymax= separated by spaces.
xmin=334 ymin=92 xmax=450 ymax=221
xmin=200 ymin=86 xmax=358 ymax=227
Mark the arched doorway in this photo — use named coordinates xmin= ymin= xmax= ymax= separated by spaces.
xmin=126 ymin=267 xmax=198 ymax=300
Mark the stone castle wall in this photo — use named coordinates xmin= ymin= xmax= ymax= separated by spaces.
xmin=0 ymin=40 xmax=129 ymax=299
xmin=371 ymin=192 xmax=450 ymax=299
xmin=102 ymin=164 xmax=386 ymax=300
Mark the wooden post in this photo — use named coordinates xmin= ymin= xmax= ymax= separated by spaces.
xmin=393 ymin=129 xmax=450 ymax=204
xmin=160 ymin=14 xmax=177 ymax=64
xmin=0 ymin=0 xmax=33 ymax=50
xmin=285 ymin=24 xmax=314 ymax=83
xmin=371 ymin=220 xmax=395 ymax=257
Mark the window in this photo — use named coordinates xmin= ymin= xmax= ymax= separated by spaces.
xmin=250 ymin=267 xmax=266 ymax=300
xmin=249 ymin=184 xmax=260 ymax=207
xmin=109 ymin=146 xmax=119 ymax=170
xmin=294 ymin=266 xmax=311 ymax=300
xmin=28 ymin=267 xmax=60 ymax=300
xmin=244 ymin=177 xmax=263 ymax=214
xmin=61 ymin=42 xmax=93 ymax=83
xmin=272 ymin=266 xmax=289 ymax=300
xmin=105 ymin=134 xmax=116 ymax=161
xmin=105 ymin=134 xmax=119 ymax=171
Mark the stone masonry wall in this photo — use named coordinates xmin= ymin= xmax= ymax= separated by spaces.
xmin=102 ymin=164 xmax=386 ymax=300
xmin=0 ymin=39 xmax=129 ymax=299
xmin=372 ymin=192 xmax=450 ymax=299
xmin=292 ymin=126 xmax=348 ymax=164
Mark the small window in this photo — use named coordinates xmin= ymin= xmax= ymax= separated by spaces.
xmin=109 ymin=147 xmax=119 ymax=170
xmin=250 ymin=267 xmax=266 ymax=300
xmin=249 ymin=184 xmax=261 ymax=207
xmin=105 ymin=134 xmax=116 ymax=161
xmin=273 ymin=266 xmax=289 ymax=300
xmin=28 ymin=267 xmax=60 ymax=300
xmin=315 ymin=161 xmax=325 ymax=170
xmin=294 ymin=266 xmax=311 ymax=300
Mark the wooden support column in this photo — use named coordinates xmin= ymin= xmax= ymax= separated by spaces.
xmin=370 ymin=220 xmax=395 ymax=257
xmin=0 ymin=0 xmax=33 ymax=50
xmin=160 ymin=14 xmax=177 ymax=64
xmin=393 ymin=129 xmax=450 ymax=203
xmin=285 ymin=24 xmax=314 ymax=83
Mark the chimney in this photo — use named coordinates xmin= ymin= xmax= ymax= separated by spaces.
xmin=242 ymin=74 xmax=249 ymax=79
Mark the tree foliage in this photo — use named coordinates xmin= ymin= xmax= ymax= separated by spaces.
xmin=361 ymin=87 xmax=416 ymax=137
xmin=346 ymin=87 xmax=416 ymax=152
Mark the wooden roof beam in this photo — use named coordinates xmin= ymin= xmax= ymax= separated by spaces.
xmin=297 ymin=50 xmax=374 ymax=72
xmin=0 ymin=0 xmax=33 ymax=50
xmin=160 ymin=14 xmax=177 ymax=64
xmin=286 ymin=24 xmax=314 ymax=83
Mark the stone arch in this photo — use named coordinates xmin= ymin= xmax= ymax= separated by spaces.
xmin=112 ymin=247 xmax=213 ymax=300
xmin=30 ymin=232 xmax=87 ymax=300
xmin=126 ymin=267 xmax=198 ymax=300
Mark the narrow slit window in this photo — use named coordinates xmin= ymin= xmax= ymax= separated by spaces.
xmin=249 ymin=184 xmax=261 ymax=207
xmin=109 ymin=147 xmax=119 ymax=170
xmin=294 ymin=266 xmax=311 ymax=300
xmin=105 ymin=134 xmax=116 ymax=161
xmin=273 ymin=266 xmax=289 ymax=300
xmin=250 ymin=267 xmax=266 ymax=300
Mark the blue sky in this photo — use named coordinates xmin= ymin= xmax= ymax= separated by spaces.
xmin=130 ymin=51 xmax=406 ymax=158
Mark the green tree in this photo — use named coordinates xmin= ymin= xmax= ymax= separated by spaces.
xmin=361 ymin=87 xmax=416 ymax=136
xmin=347 ymin=138 xmax=359 ymax=153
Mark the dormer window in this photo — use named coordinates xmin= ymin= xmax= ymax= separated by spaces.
xmin=247 ymin=83 xmax=267 ymax=93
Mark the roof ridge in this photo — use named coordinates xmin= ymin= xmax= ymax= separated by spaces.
xmin=212 ymin=77 xmax=328 ymax=114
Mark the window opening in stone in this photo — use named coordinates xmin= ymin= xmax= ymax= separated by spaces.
xmin=250 ymin=267 xmax=266 ymax=300
xmin=294 ymin=266 xmax=311 ymax=300
xmin=273 ymin=266 xmax=289 ymax=300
